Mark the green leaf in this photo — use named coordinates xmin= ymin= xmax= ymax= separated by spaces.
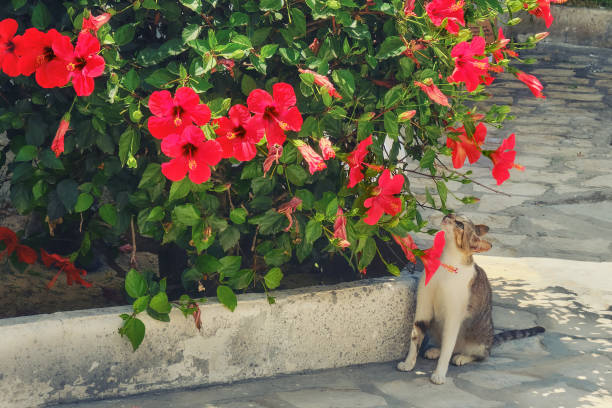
xmin=119 ymin=128 xmax=140 ymax=167
xmin=125 ymin=269 xmax=148 ymax=298
xmin=264 ymin=248 xmax=290 ymax=267
xmin=145 ymin=68 xmax=175 ymax=88
xmin=169 ymin=178 xmax=191 ymax=202
xmin=227 ymin=269 xmax=254 ymax=290
xmin=39 ymin=150 xmax=64 ymax=170
xmin=142 ymin=0 xmax=160 ymax=9
xmin=138 ymin=163 xmax=164 ymax=189
xmin=230 ymin=208 xmax=248 ymax=224
xmin=146 ymin=206 xmax=165 ymax=222
xmin=384 ymin=112 xmax=399 ymax=139
xmin=219 ymin=226 xmax=240 ymax=251
xmin=99 ymin=203 xmax=118 ymax=226
xmin=173 ymin=204 xmax=201 ymax=226
xmin=74 ymin=193 xmax=94 ymax=213
xmin=31 ymin=2 xmax=51 ymax=30
xmin=15 ymin=145 xmax=37 ymax=162
xmin=286 ymin=164 xmax=308 ymax=186
xmin=182 ymin=24 xmax=202 ymax=43
xmin=358 ymin=237 xmax=376 ymax=269
xmin=419 ymin=149 xmax=436 ymax=170
xmin=384 ymin=86 xmax=403 ymax=108
xmin=305 ymin=219 xmax=322 ymax=243
xmin=123 ymin=69 xmax=140 ymax=92
xmin=196 ymin=253 xmax=221 ymax=274
xmin=12 ymin=0 xmax=27 ymax=10
xmin=150 ymin=292 xmax=172 ymax=314
xmin=264 ymin=267 xmax=283 ymax=289
xmin=57 ymin=179 xmax=79 ymax=211
xmin=133 ymin=295 xmax=150 ymax=313
xmin=332 ymin=69 xmax=355 ymax=97
xmin=251 ymin=177 xmax=275 ymax=195
xmin=260 ymin=0 xmax=283 ymax=11
xmin=124 ymin=317 xmax=146 ymax=351
xmin=386 ymin=264 xmax=401 ymax=276
xmin=217 ymin=285 xmax=237 ymax=311
xmin=180 ymin=0 xmax=202 ymax=12
xmin=260 ymin=44 xmax=278 ymax=58
xmin=375 ymin=36 xmax=405 ymax=60
xmin=436 ymin=181 xmax=448 ymax=207
xmin=241 ymin=74 xmax=257 ymax=96
xmin=115 ymin=24 xmax=135 ymax=46
xmin=218 ymin=255 xmax=242 ymax=276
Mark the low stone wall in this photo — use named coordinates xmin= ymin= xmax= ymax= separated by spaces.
xmin=0 ymin=274 xmax=417 ymax=407
xmin=507 ymin=5 xmax=612 ymax=48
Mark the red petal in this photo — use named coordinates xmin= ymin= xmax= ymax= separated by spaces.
xmin=280 ymin=106 xmax=303 ymax=132
xmin=160 ymin=132 xmax=185 ymax=157
xmin=162 ymin=157 xmax=188 ymax=181
xmin=233 ymin=141 xmax=257 ymax=162
xmin=1 ymin=52 xmax=21 ymax=77
xmin=247 ymin=89 xmax=273 ymax=114
xmin=148 ymin=90 xmax=174 ymax=117
xmin=148 ymin=116 xmax=178 ymax=139
xmin=72 ymin=73 xmax=95 ymax=96
xmin=188 ymin=161 xmax=212 ymax=184
xmin=174 ymin=87 xmax=200 ymax=110
xmin=36 ymin=60 xmax=70 ymax=88
xmin=272 ymin=82 xmax=297 ymax=110
xmin=200 ymin=139 xmax=223 ymax=166
xmin=0 ymin=18 xmax=18 ymax=40
xmin=213 ymin=117 xmax=234 ymax=138
xmin=188 ymin=103 xmax=212 ymax=126
xmin=82 ymin=55 xmax=105 ymax=78
xmin=75 ymin=32 xmax=100 ymax=58
xmin=363 ymin=204 xmax=384 ymax=225
xmin=51 ymin=35 xmax=74 ymax=61
xmin=228 ymin=104 xmax=251 ymax=125
xmin=16 ymin=245 xmax=37 ymax=264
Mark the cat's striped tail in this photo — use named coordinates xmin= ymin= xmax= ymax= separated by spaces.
xmin=493 ymin=326 xmax=545 ymax=346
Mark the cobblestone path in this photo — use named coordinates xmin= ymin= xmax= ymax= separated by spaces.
xmin=412 ymin=42 xmax=612 ymax=261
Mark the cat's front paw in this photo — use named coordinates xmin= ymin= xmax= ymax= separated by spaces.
xmin=397 ymin=359 xmax=415 ymax=372
xmin=424 ymin=347 xmax=440 ymax=360
xmin=430 ymin=372 xmax=446 ymax=385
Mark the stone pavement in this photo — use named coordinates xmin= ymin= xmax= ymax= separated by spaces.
xmin=56 ymin=41 xmax=612 ymax=408
xmin=60 ymin=256 xmax=612 ymax=408
xmin=409 ymin=41 xmax=612 ymax=262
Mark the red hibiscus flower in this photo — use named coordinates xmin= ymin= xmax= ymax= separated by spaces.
xmin=333 ymin=207 xmax=350 ymax=249
xmin=425 ymin=0 xmax=466 ymax=35
xmin=0 ymin=227 xmax=37 ymax=264
xmin=492 ymin=28 xmax=518 ymax=63
xmin=298 ymin=69 xmax=342 ymax=99
xmin=51 ymin=115 xmax=70 ymax=157
xmin=16 ymin=28 xmax=71 ymax=88
xmin=404 ymin=0 xmax=417 ymax=16
xmin=392 ymin=233 xmax=417 ymax=263
xmin=52 ymin=32 xmax=105 ymax=96
xmin=421 ymin=231 xmax=445 ymax=285
xmin=213 ymin=104 xmax=263 ymax=162
xmin=414 ymin=79 xmax=450 ymax=107
xmin=0 ymin=18 xmax=21 ymax=77
xmin=446 ymin=122 xmax=487 ymax=168
xmin=516 ymin=71 xmax=545 ymax=98
xmin=489 ymin=133 xmax=525 ymax=185
xmin=247 ymin=83 xmax=303 ymax=148
xmin=528 ymin=0 xmax=554 ymax=29
xmin=295 ymin=140 xmax=327 ymax=175
xmin=398 ymin=110 xmax=417 ymax=121
xmin=160 ymin=125 xmax=222 ymax=184
xmin=363 ymin=169 xmax=404 ymax=225
xmin=277 ymin=197 xmax=302 ymax=232
xmin=147 ymin=87 xmax=212 ymax=139
xmin=41 ymin=249 xmax=91 ymax=289
xmin=81 ymin=12 xmax=111 ymax=34
xmin=263 ymin=144 xmax=283 ymax=175
xmin=346 ymin=135 xmax=373 ymax=188
xmin=447 ymin=36 xmax=490 ymax=92
xmin=319 ymin=137 xmax=335 ymax=160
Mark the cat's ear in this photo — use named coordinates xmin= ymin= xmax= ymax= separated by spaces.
xmin=475 ymin=224 xmax=489 ymax=236
xmin=470 ymin=237 xmax=492 ymax=253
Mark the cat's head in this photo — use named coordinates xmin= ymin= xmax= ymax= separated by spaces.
xmin=441 ymin=214 xmax=492 ymax=263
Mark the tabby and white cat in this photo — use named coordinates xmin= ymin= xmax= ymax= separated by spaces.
xmin=397 ymin=214 xmax=544 ymax=384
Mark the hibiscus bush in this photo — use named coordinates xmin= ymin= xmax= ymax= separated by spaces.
xmin=0 ymin=0 xmax=552 ymax=350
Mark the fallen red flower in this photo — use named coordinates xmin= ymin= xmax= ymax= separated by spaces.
xmin=346 ymin=135 xmax=373 ymax=188
xmin=363 ymin=169 xmax=404 ymax=225
xmin=516 ymin=71 xmax=545 ymax=98
xmin=425 ymin=0 xmax=466 ymax=35
xmin=0 ymin=18 xmax=21 ymax=77
xmin=489 ymin=133 xmax=525 ymax=185
xmin=247 ymin=83 xmax=303 ymax=148
xmin=446 ymin=122 xmax=487 ymax=168
xmin=421 ymin=231 xmax=445 ymax=285
xmin=147 ymin=87 xmax=212 ymax=139
xmin=41 ymin=249 xmax=91 ymax=288
xmin=414 ymin=78 xmax=450 ymax=107
xmin=0 ymin=227 xmax=37 ymax=265
xmin=161 ymin=125 xmax=223 ymax=184
xmin=213 ymin=104 xmax=263 ymax=162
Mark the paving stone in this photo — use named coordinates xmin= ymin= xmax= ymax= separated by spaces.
xmin=475 ymin=195 xmax=529 ymax=212
xmin=472 ymin=182 xmax=548 ymax=197
xmin=510 ymin=382 xmax=612 ymax=408
xmin=583 ymin=174 xmax=612 ymax=188
xmin=375 ymin=378 xmax=502 ymax=408
xmin=276 ymin=389 xmax=388 ymax=408
xmin=531 ymin=68 xmax=577 ymax=77
xmin=553 ymin=202 xmax=612 ymax=225
xmin=546 ymin=91 xmax=604 ymax=102
xmin=492 ymin=305 xmax=539 ymax=330
xmin=456 ymin=371 xmax=539 ymax=390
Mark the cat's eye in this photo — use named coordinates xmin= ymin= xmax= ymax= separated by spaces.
xmin=455 ymin=221 xmax=464 ymax=229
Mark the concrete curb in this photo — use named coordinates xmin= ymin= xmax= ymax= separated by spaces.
xmin=507 ymin=5 xmax=612 ymax=48
xmin=0 ymin=274 xmax=418 ymax=407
